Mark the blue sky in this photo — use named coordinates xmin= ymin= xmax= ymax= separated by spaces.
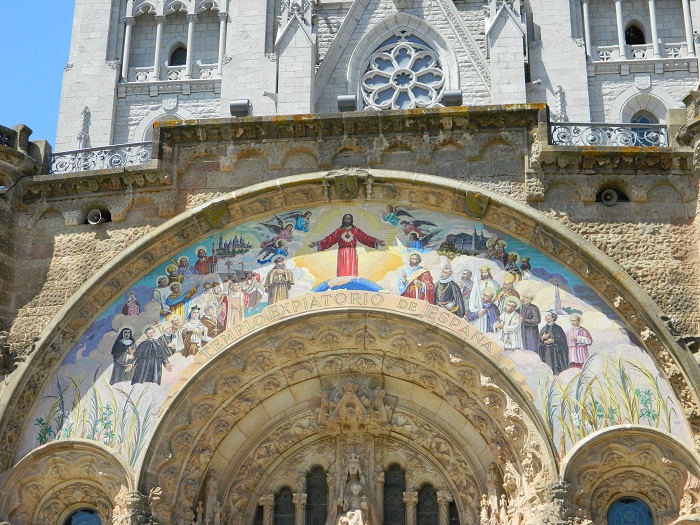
xmin=0 ymin=4 xmax=75 ymax=147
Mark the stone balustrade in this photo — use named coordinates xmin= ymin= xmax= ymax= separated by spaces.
xmin=50 ymin=142 xmax=152 ymax=174
xmin=550 ymin=122 xmax=668 ymax=147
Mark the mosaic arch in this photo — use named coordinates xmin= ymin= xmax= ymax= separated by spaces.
xmin=15 ymin=192 xmax=694 ymax=472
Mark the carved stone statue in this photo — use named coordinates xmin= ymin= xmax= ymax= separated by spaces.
xmin=337 ymin=481 xmax=370 ymax=525
xmin=327 ymin=454 xmax=380 ymax=525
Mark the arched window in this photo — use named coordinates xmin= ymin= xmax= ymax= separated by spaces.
xmin=306 ymin=466 xmax=328 ymax=525
xmin=275 ymin=487 xmax=295 ymax=525
xmin=417 ymin=484 xmax=439 ymax=525
xmin=63 ymin=509 xmax=102 ymax=525
xmin=170 ymin=47 xmax=187 ymax=66
xmin=607 ymin=497 xmax=653 ymax=525
xmin=383 ymin=464 xmax=406 ymax=525
xmin=625 ymin=25 xmax=645 ymax=45
xmin=631 ymin=110 xmax=659 ymax=125
xmin=143 ymin=114 xmax=182 ymax=141
xmin=362 ymin=31 xmax=445 ymax=110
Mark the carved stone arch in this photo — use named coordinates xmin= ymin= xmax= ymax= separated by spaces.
xmin=608 ymin=85 xmax=683 ymax=124
xmin=131 ymin=105 xmax=194 ymax=143
xmin=195 ymin=0 xmax=221 ymax=14
xmin=136 ymin=309 xmax=556 ymax=523
xmin=347 ymin=13 xmax=460 ymax=97
xmin=132 ymin=0 xmax=158 ymax=17
xmin=282 ymin=147 xmax=319 ymax=171
xmin=542 ymin=180 xmax=584 ymax=203
xmin=594 ymin=177 xmax=640 ymax=202
xmin=647 ymin=180 xmax=685 ymax=203
xmin=0 ymin=439 xmax=134 ymax=524
xmin=561 ymin=426 xmax=700 ymax=524
xmin=164 ymin=0 xmax=192 ymax=15
xmin=470 ymin=136 xmax=515 ymax=158
xmin=622 ymin=13 xmax=651 ymax=42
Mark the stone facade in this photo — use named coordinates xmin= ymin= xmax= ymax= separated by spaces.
xmin=55 ymin=0 xmax=700 ymax=150
xmin=4 ymin=0 xmax=700 ymax=524
xmin=3 ymin=105 xmax=700 ymax=524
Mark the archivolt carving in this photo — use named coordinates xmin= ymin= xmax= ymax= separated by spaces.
xmin=0 ymin=440 xmax=132 ymax=524
xmin=562 ymin=428 xmax=700 ymax=523
xmin=140 ymin=315 xmax=555 ymax=524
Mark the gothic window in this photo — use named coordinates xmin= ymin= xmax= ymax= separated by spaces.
xmin=625 ymin=25 xmax=645 ymax=45
xmin=361 ymin=32 xmax=445 ymax=110
xmin=417 ymin=484 xmax=439 ymax=525
xmin=63 ymin=509 xmax=102 ymax=525
xmin=607 ymin=497 xmax=653 ymax=525
xmin=383 ymin=464 xmax=406 ymax=525
xmin=306 ymin=465 xmax=329 ymax=525
xmin=275 ymin=487 xmax=295 ymax=525
xmin=170 ymin=47 xmax=187 ymax=66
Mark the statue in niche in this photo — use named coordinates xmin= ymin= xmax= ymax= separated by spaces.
xmin=328 ymin=454 xmax=379 ymax=525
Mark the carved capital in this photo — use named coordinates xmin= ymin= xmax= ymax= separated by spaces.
xmin=187 ymin=13 xmax=198 ymax=23
xmin=218 ymin=12 xmax=228 ymax=22
xmin=437 ymin=490 xmax=453 ymax=505
xmin=293 ymin=493 xmax=308 ymax=507
xmin=403 ymin=491 xmax=418 ymax=505
xmin=124 ymin=17 xmax=136 ymax=26
xmin=259 ymin=494 xmax=275 ymax=508
xmin=155 ymin=15 xmax=167 ymax=24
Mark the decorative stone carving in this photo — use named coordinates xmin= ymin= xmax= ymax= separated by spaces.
xmin=318 ymin=378 xmax=393 ymax=434
xmin=0 ymin=331 xmax=16 ymax=375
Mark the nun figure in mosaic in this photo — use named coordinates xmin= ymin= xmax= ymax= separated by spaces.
xmin=109 ymin=327 xmax=134 ymax=384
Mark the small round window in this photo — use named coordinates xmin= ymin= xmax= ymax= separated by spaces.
xmin=607 ymin=497 xmax=653 ymax=525
xmin=63 ymin=509 xmax=102 ymax=525
xmin=361 ymin=31 xmax=445 ymax=110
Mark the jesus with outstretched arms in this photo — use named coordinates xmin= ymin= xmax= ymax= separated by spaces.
xmin=308 ymin=214 xmax=385 ymax=277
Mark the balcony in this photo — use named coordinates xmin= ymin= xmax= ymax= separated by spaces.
xmin=51 ymin=142 xmax=152 ymax=174
xmin=549 ymin=122 xmax=668 ymax=147
xmin=588 ymin=41 xmax=697 ymax=77
xmin=592 ymin=42 xmax=690 ymax=62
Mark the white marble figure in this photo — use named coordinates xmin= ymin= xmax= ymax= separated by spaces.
xmin=337 ymin=481 xmax=370 ymax=525
xmin=328 ymin=454 xmax=379 ymax=525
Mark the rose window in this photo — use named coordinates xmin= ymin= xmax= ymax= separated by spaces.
xmin=362 ymin=34 xmax=445 ymax=110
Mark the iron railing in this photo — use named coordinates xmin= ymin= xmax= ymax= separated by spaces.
xmin=51 ymin=142 xmax=152 ymax=174
xmin=550 ymin=122 xmax=668 ymax=147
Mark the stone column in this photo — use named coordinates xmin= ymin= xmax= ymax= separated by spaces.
xmin=184 ymin=13 xmax=198 ymax=79
xmin=404 ymin=491 xmax=418 ymax=525
xmin=293 ymin=493 xmax=307 ymax=525
xmin=374 ymin=471 xmax=385 ymax=523
xmin=648 ymin=0 xmax=661 ymax=57
xmin=152 ymin=15 xmax=166 ymax=80
xmin=121 ymin=17 xmax=136 ymax=81
xmin=581 ymin=0 xmax=592 ymax=58
xmin=217 ymin=12 xmax=228 ymax=77
xmin=260 ymin=494 xmax=275 ymax=525
xmin=681 ymin=0 xmax=695 ymax=57
xmin=614 ymin=0 xmax=627 ymax=59
xmin=437 ymin=490 xmax=453 ymax=525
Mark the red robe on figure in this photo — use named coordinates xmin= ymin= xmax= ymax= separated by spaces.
xmin=315 ymin=226 xmax=381 ymax=277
